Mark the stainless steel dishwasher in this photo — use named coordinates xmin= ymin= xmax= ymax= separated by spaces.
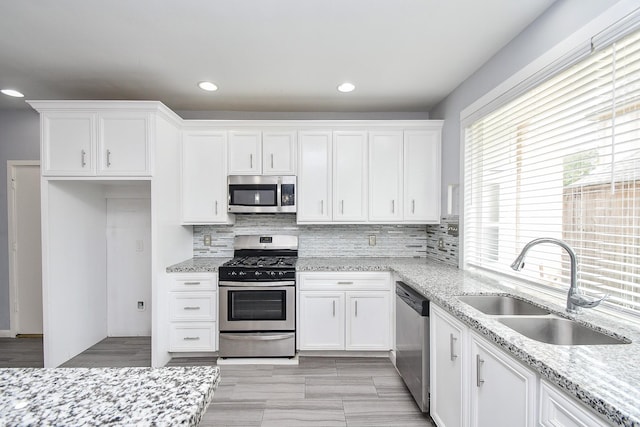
xmin=395 ymin=281 xmax=430 ymax=413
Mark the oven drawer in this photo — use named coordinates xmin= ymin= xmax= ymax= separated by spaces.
xmin=169 ymin=292 xmax=216 ymax=321
xmin=219 ymin=332 xmax=295 ymax=357
xmin=169 ymin=273 xmax=217 ymax=291
xmin=169 ymin=323 xmax=216 ymax=352
xmin=298 ymin=272 xmax=391 ymax=291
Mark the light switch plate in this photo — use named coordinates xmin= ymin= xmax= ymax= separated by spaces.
xmin=204 ymin=234 xmax=211 ymax=246
xmin=369 ymin=235 xmax=376 ymax=246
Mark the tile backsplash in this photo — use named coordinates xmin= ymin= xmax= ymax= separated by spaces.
xmin=193 ymin=214 xmax=459 ymax=265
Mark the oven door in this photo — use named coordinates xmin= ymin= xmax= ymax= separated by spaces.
xmin=219 ymin=282 xmax=295 ymax=331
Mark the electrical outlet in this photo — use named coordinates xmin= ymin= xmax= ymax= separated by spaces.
xmin=369 ymin=235 xmax=376 ymax=246
xmin=137 ymin=301 xmax=145 ymax=311
xmin=203 ymin=234 xmax=211 ymax=246
xmin=438 ymin=238 xmax=445 ymax=250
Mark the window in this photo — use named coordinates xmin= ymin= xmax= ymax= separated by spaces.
xmin=464 ymin=28 xmax=640 ymax=316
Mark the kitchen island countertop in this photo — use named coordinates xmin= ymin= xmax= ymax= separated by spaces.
xmin=0 ymin=366 xmax=220 ymax=426
xmin=297 ymin=257 xmax=640 ymax=427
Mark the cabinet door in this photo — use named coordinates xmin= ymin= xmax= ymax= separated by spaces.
xmin=97 ymin=112 xmax=151 ymax=175
xmin=297 ymin=131 xmax=332 ymax=223
xmin=42 ymin=112 xmax=95 ymax=175
xmin=369 ymin=131 xmax=403 ymax=222
xmin=333 ymin=131 xmax=368 ymax=222
xmin=181 ymin=132 xmax=230 ymax=223
xmin=404 ymin=130 xmax=440 ymax=223
xmin=346 ymin=291 xmax=390 ymax=350
xmin=470 ymin=332 xmax=537 ymax=427
xmin=539 ymin=380 xmax=608 ymax=427
xmin=298 ymin=291 xmax=344 ymax=350
xmin=431 ymin=305 xmax=466 ymax=427
xmin=228 ymin=131 xmax=261 ymax=174
xmin=262 ymin=131 xmax=296 ymax=175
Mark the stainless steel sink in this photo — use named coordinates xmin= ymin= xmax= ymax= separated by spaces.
xmin=458 ymin=295 xmax=551 ymax=316
xmin=498 ymin=317 xmax=629 ymax=345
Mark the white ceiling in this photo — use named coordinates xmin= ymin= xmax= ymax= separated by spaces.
xmin=0 ymin=0 xmax=556 ymax=113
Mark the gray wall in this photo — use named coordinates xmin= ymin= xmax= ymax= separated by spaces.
xmin=430 ymin=0 xmax=622 ymax=215
xmin=0 ymin=109 xmax=41 ymax=330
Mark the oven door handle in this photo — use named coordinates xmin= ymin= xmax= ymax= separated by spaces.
xmin=219 ymin=281 xmax=295 ymax=287
xmin=221 ymin=333 xmax=293 ymax=341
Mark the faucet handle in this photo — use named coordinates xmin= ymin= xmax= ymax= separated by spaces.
xmin=569 ymin=292 xmax=608 ymax=309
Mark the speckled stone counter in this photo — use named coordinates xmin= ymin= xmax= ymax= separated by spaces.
xmin=0 ymin=366 xmax=220 ymax=426
xmin=297 ymin=257 xmax=640 ymax=427
xmin=166 ymin=257 xmax=230 ymax=273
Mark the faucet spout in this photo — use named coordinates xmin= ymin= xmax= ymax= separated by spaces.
xmin=510 ymin=238 xmax=605 ymax=313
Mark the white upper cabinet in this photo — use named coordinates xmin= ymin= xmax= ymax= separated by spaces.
xmin=228 ymin=130 xmax=296 ymax=175
xmin=97 ymin=112 xmax=151 ymax=175
xmin=369 ymin=131 xmax=403 ymax=222
xmin=41 ymin=110 xmax=152 ymax=176
xmin=333 ymin=131 xmax=368 ymax=222
xmin=297 ymin=130 xmax=332 ymax=223
xmin=228 ymin=131 xmax=261 ymax=174
xmin=404 ymin=130 xmax=441 ymax=223
xmin=262 ymin=131 xmax=297 ymax=175
xmin=42 ymin=112 xmax=96 ymax=175
xmin=181 ymin=131 xmax=232 ymax=224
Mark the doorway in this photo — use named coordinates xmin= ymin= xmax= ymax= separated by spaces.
xmin=7 ymin=161 xmax=42 ymax=336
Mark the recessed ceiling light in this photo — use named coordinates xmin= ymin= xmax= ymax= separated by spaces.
xmin=1 ymin=89 xmax=24 ymax=98
xmin=337 ymin=82 xmax=355 ymax=93
xmin=198 ymin=81 xmax=218 ymax=92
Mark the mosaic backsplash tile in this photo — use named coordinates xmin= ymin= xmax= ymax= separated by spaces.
xmin=193 ymin=214 xmax=460 ymax=264
xmin=425 ymin=215 xmax=459 ymax=267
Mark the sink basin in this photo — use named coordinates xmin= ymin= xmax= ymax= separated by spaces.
xmin=458 ymin=295 xmax=551 ymax=316
xmin=498 ymin=317 xmax=629 ymax=345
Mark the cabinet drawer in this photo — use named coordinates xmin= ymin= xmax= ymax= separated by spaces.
xmin=169 ymin=273 xmax=217 ymax=291
xmin=298 ymin=272 xmax=391 ymax=291
xmin=169 ymin=292 xmax=216 ymax=321
xmin=169 ymin=323 xmax=216 ymax=352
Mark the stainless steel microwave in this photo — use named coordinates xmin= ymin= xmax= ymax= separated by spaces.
xmin=227 ymin=175 xmax=296 ymax=213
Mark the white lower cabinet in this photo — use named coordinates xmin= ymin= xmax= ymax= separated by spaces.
xmin=539 ymin=380 xmax=608 ymax=427
xmin=297 ymin=272 xmax=392 ymax=351
xmin=430 ymin=304 xmax=467 ymax=427
xmin=168 ymin=273 xmax=217 ymax=352
xmin=469 ymin=331 xmax=537 ymax=427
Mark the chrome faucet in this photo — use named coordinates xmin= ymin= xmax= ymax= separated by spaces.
xmin=510 ymin=238 xmax=607 ymax=313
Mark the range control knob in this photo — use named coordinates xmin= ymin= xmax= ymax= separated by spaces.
xmin=254 ymin=271 xmax=261 ymax=277
xmin=238 ymin=271 xmax=246 ymax=276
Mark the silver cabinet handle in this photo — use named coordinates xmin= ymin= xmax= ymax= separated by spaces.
xmin=320 ymin=200 xmax=324 ymax=214
xmin=183 ymin=306 xmax=201 ymax=310
xmin=450 ymin=334 xmax=458 ymax=361
xmin=341 ymin=200 xmax=344 ymax=214
xmin=183 ymin=337 xmax=200 ymax=341
xmin=250 ymin=153 xmax=253 ymax=169
xmin=412 ymin=199 xmax=415 ymax=214
xmin=106 ymin=149 xmax=112 ymax=167
xmin=184 ymin=282 xmax=201 ymax=285
xmin=215 ymin=200 xmax=218 ymax=215
xmin=271 ymin=153 xmax=274 ymax=169
xmin=332 ymin=300 xmax=336 ymax=317
xmin=392 ymin=200 xmax=395 ymax=213
xmin=337 ymin=281 xmax=353 ymax=285
xmin=476 ymin=354 xmax=485 ymax=387
xmin=355 ymin=300 xmax=358 ymax=317
xmin=81 ymin=149 xmax=86 ymax=167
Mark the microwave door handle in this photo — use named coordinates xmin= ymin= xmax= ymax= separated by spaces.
xmin=277 ymin=179 xmax=282 ymax=207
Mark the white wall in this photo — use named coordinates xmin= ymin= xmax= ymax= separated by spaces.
xmin=43 ymin=180 xmax=108 ymax=367
xmin=0 ymin=110 xmax=40 ymax=331
xmin=429 ymin=0 xmax=625 ymax=216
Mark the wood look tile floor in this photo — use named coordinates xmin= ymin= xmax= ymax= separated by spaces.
xmin=0 ymin=337 xmax=436 ymax=426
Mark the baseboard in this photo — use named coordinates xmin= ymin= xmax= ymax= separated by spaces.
xmin=297 ymin=350 xmax=392 ymax=359
xmin=0 ymin=330 xmax=15 ymax=338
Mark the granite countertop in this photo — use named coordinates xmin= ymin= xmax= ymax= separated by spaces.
xmin=0 ymin=366 xmax=220 ymax=426
xmin=297 ymin=257 xmax=640 ymax=427
xmin=166 ymin=257 xmax=231 ymax=273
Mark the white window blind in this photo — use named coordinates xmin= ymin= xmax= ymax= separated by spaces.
xmin=464 ymin=28 xmax=640 ymax=316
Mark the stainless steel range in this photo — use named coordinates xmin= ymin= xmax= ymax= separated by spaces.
xmin=218 ymin=235 xmax=298 ymax=358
